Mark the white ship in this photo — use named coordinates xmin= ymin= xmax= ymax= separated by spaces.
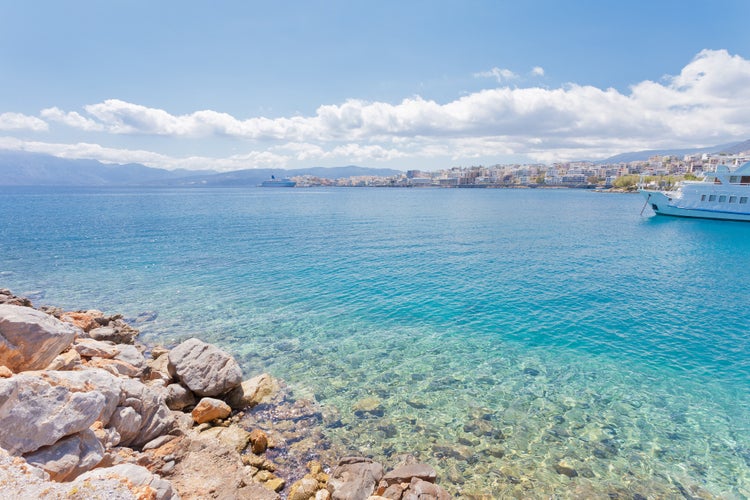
xmin=640 ymin=162 xmax=750 ymax=221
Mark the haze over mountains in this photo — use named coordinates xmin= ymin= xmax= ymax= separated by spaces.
xmin=1 ymin=139 xmax=748 ymax=186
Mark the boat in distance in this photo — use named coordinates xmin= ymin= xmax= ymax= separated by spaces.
xmin=260 ymin=175 xmax=296 ymax=187
xmin=640 ymin=161 xmax=750 ymax=221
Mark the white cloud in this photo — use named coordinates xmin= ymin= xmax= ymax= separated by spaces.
xmin=0 ymin=112 xmax=48 ymax=131
xmin=474 ymin=67 xmax=518 ymax=83
xmin=41 ymin=107 xmax=104 ymax=131
xmin=3 ymin=49 xmax=749 ymax=168
xmin=531 ymin=66 xmax=545 ymax=77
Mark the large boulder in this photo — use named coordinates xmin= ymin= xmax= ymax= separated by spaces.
xmin=0 ymin=369 xmax=121 ymax=455
xmin=24 ymin=428 xmax=104 ymax=481
xmin=116 ymin=378 xmax=174 ymax=448
xmin=0 ymin=304 xmax=79 ymax=372
xmin=327 ymin=457 xmax=384 ymax=500
xmin=168 ymin=338 xmax=242 ymax=397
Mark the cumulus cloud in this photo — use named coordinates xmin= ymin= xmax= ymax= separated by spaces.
xmin=7 ymin=49 xmax=750 ymax=167
xmin=41 ymin=107 xmax=104 ymax=131
xmin=531 ymin=66 xmax=545 ymax=77
xmin=0 ymin=112 xmax=48 ymax=131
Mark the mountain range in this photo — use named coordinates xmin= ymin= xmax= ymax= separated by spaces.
xmin=1 ymin=139 xmax=748 ymax=186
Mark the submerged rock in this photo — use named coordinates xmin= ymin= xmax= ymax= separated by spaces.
xmin=327 ymin=456 xmax=383 ymax=500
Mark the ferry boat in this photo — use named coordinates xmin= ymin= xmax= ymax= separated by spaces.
xmin=260 ymin=175 xmax=296 ymax=187
xmin=639 ymin=162 xmax=750 ymax=221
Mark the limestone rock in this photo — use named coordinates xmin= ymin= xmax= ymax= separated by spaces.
xmin=76 ymin=463 xmax=176 ymax=500
xmin=0 ymin=304 xmax=79 ymax=372
xmin=87 ymin=357 xmax=142 ymax=378
xmin=166 ymin=382 xmax=196 ymax=411
xmin=147 ymin=352 xmax=175 ymax=383
xmin=60 ymin=311 xmax=99 ymax=332
xmin=24 ymin=428 xmax=104 ymax=481
xmin=114 ymin=343 xmax=146 ymax=371
xmin=73 ymin=338 xmax=119 ymax=359
xmin=327 ymin=457 xmax=384 ymax=500
xmin=117 ymin=377 xmax=174 ymax=448
xmin=109 ymin=406 xmax=143 ymax=446
xmin=0 ymin=369 xmax=121 ymax=455
xmin=168 ymin=338 xmax=242 ymax=397
xmin=225 ymin=373 xmax=279 ymax=410
xmin=45 ymin=349 xmax=82 ymax=371
xmin=192 ymin=397 xmax=232 ymax=424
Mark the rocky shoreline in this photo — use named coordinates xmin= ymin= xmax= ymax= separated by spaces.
xmin=0 ymin=289 xmax=451 ymax=500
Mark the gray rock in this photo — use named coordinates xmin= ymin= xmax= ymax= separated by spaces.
xmin=114 ymin=344 xmax=146 ymax=371
xmin=165 ymin=383 xmax=196 ymax=411
xmin=73 ymin=338 xmax=119 ymax=359
xmin=327 ymin=456 xmax=384 ymax=500
xmin=24 ymin=428 xmax=104 ymax=481
xmin=0 ymin=304 xmax=79 ymax=371
xmin=76 ymin=463 xmax=177 ymax=500
xmin=0 ymin=369 xmax=121 ymax=455
xmin=45 ymin=349 xmax=82 ymax=371
xmin=381 ymin=463 xmax=437 ymax=485
xmin=168 ymin=338 xmax=242 ymax=397
xmin=116 ymin=378 xmax=174 ymax=448
xmin=108 ymin=406 xmax=142 ymax=446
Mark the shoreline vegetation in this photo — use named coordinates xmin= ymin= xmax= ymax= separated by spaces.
xmin=0 ymin=288 xmax=451 ymax=500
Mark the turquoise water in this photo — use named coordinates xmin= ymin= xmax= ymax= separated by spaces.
xmin=1 ymin=186 xmax=749 ymax=498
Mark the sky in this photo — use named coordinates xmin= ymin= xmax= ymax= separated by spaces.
xmin=1 ymin=0 xmax=750 ymax=172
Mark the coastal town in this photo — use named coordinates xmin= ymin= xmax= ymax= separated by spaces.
xmin=290 ymin=150 xmax=750 ymax=189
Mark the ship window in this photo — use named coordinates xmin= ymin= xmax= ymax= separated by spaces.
xmin=730 ymin=196 xmax=737 ymax=203
xmin=709 ymin=195 xmax=717 ymax=201
xmin=719 ymin=195 xmax=727 ymax=202
xmin=731 ymin=176 xmax=739 ymax=183
xmin=741 ymin=197 xmax=748 ymax=204
xmin=742 ymin=176 xmax=750 ymax=184
xmin=701 ymin=194 xmax=706 ymax=201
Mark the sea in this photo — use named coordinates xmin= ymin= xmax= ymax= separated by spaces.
xmin=1 ymin=186 xmax=749 ymax=498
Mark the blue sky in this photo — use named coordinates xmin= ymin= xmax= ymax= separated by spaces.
xmin=1 ymin=0 xmax=749 ymax=171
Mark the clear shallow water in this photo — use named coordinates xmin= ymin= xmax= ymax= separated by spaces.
xmin=1 ymin=186 xmax=749 ymax=498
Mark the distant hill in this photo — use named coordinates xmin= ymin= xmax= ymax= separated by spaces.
xmin=161 ymin=165 xmax=404 ymax=187
xmin=0 ymin=150 xmax=402 ymax=187
xmin=597 ymin=139 xmax=750 ymax=164
xmin=0 ymin=151 xmax=217 ymax=186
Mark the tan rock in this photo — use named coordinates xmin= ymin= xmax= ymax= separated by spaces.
xmin=288 ymin=475 xmax=320 ymax=500
xmin=0 ymin=365 xmax=12 ymax=377
xmin=87 ymin=357 xmax=141 ymax=378
xmin=225 ymin=373 xmax=279 ymax=410
xmin=61 ymin=311 xmax=99 ymax=332
xmin=192 ymin=397 xmax=231 ymax=424
xmin=264 ymin=476 xmax=285 ymax=492
xmin=45 ymin=349 xmax=82 ymax=371
xmin=249 ymin=428 xmax=269 ymax=455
